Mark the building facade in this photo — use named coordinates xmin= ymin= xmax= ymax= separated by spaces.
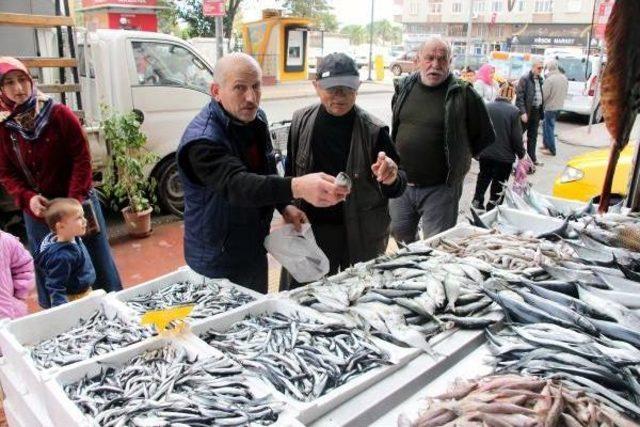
xmin=401 ymin=0 xmax=597 ymax=54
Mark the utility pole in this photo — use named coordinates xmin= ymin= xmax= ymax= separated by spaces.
xmin=367 ymin=0 xmax=374 ymax=81
xmin=215 ymin=15 xmax=224 ymax=60
xmin=464 ymin=0 xmax=474 ymax=68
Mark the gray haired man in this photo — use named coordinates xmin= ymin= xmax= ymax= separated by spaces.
xmin=390 ymin=37 xmax=495 ymax=243
xmin=541 ymin=59 xmax=568 ymax=156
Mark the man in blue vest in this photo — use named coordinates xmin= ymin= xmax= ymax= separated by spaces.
xmin=177 ymin=53 xmax=349 ymax=293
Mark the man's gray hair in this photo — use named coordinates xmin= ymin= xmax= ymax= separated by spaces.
xmin=545 ymin=59 xmax=559 ymax=72
xmin=213 ymin=52 xmax=262 ymax=86
xmin=417 ymin=37 xmax=453 ymax=60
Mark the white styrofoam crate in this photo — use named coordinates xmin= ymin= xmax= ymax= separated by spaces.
xmin=1 ymin=388 xmax=53 ymax=427
xmin=105 ymin=266 xmax=265 ymax=325
xmin=480 ymin=206 xmax=565 ymax=236
xmin=1 ymin=356 xmax=55 ymax=427
xmin=0 ymin=357 xmax=26 ymax=401
xmin=43 ymin=336 xmax=297 ymax=427
xmin=542 ymin=195 xmax=588 ymax=213
xmin=189 ymin=298 xmax=417 ymax=424
xmin=3 ymin=398 xmax=26 ymax=427
xmin=0 ymin=290 xmax=149 ymax=407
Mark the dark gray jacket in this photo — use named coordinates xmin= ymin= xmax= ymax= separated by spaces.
xmin=480 ymin=98 xmax=525 ymax=163
xmin=515 ymin=71 xmax=544 ymax=116
xmin=288 ymin=104 xmax=401 ymax=264
xmin=392 ymin=73 xmax=496 ymax=186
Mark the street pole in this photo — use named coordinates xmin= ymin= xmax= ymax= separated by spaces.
xmin=367 ymin=0 xmax=374 ymax=81
xmin=215 ymin=15 xmax=224 ymax=61
xmin=465 ymin=0 xmax=474 ymax=68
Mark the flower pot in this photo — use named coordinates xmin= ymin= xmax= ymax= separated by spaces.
xmin=121 ymin=206 xmax=153 ymax=238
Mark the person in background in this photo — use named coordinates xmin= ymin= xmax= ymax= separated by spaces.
xmin=474 ymin=64 xmax=500 ymax=103
xmin=472 ymin=82 xmax=525 ymax=211
xmin=282 ymin=53 xmax=406 ymax=286
xmin=36 ymin=198 xmax=95 ymax=307
xmin=390 ymin=37 xmax=495 ymax=243
xmin=515 ymin=59 xmax=544 ymax=169
xmin=0 ymin=57 xmax=121 ymax=309
xmin=541 ymin=59 xmax=568 ymax=156
xmin=0 ymin=230 xmax=34 ymax=319
xmin=461 ymin=66 xmax=476 ymax=84
xmin=177 ymin=53 xmax=349 ymax=294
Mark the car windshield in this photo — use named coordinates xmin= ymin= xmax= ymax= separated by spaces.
xmin=556 ymin=57 xmax=592 ymax=82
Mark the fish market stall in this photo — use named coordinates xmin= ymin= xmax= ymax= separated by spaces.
xmin=4 ymin=196 xmax=640 ymax=426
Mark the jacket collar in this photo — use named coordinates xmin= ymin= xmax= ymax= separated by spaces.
xmin=207 ymin=99 xmax=267 ymax=130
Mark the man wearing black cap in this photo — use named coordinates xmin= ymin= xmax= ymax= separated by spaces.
xmin=282 ymin=52 xmax=407 ymax=288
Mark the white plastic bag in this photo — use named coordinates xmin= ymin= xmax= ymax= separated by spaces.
xmin=264 ymin=223 xmax=330 ymax=283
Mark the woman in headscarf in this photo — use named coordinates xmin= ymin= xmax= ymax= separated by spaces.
xmin=0 ymin=57 xmax=121 ymax=309
xmin=474 ymin=64 xmax=500 ymax=103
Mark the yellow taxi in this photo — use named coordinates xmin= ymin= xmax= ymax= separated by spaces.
xmin=552 ymin=145 xmax=634 ymax=201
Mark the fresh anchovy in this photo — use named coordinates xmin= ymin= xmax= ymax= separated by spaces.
xmin=64 ymin=344 xmax=283 ymax=425
xmin=201 ymin=312 xmax=392 ymax=401
xmin=28 ymin=309 xmax=154 ymax=369
xmin=125 ymin=280 xmax=255 ymax=319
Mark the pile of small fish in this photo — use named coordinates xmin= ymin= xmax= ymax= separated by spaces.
xmin=125 ymin=280 xmax=255 ymax=319
xmin=65 ymin=344 xmax=283 ymax=426
xmin=289 ymin=250 xmax=498 ymax=353
xmin=401 ymin=374 xmax=636 ymax=426
xmin=28 ymin=310 xmax=154 ymax=369
xmin=200 ymin=312 xmax=392 ymax=401
xmin=431 ymin=228 xmax=575 ymax=272
xmin=487 ymin=324 xmax=640 ymax=419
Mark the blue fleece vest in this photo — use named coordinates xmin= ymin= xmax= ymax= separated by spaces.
xmin=177 ymin=101 xmax=275 ymax=280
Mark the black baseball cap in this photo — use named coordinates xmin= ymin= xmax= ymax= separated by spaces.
xmin=316 ymin=52 xmax=361 ymax=90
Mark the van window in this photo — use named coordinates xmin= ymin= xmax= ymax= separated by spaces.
xmin=132 ymin=41 xmax=213 ymax=93
xmin=556 ymin=57 xmax=592 ymax=82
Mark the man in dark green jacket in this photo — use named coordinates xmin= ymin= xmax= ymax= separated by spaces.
xmin=390 ymin=37 xmax=495 ymax=243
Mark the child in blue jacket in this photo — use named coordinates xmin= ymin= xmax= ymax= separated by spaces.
xmin=36 ymin=198 xmax=95 ymax=307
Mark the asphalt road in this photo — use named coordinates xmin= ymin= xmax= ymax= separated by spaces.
xmin=101 ymin=91 xmax=593 ymax=238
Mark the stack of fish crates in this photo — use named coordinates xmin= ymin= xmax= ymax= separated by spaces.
xmin=0 ymin=291 xmax=113 ymax=426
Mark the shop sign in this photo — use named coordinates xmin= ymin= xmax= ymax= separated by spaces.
xmin=203 ymin=0 xmax=225 ymax=16
xmin=514 ymin=35 xmax=586 ymax=46
xmin=82 ymin=0 xmax=157 ymax=7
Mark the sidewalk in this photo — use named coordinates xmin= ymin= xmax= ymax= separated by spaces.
xmin=557 ymin=120 xmax=640 ymax=149
xmin=261 ymin=79 xmax=393 ymax=101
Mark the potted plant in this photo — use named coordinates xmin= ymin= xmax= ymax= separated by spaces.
xmin=101 ymin=106 xmax=159 ymax=238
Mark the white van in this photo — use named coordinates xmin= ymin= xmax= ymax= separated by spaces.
xmin=551 ymin=54 xmax=605 ymax=123
xmin=76 ymin=29 xmax=215 ymax=215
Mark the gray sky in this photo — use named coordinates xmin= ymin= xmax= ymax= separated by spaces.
xmin=242 ymin=0 xmax=396 ymax=27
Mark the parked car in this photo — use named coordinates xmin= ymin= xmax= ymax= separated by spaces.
xmin=552 ymin=145 xmax=633 ymax=202
xmin=452 ymin=54 xmax=486 ymax=72
xmin=389 ymin=50 xmax=418 ymax=76
xmin=553 ymin=54 xmax=605 ymax=123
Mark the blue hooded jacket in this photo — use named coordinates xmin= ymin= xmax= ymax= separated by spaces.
xmin=35 ymin=233 xmax=96 ymax=306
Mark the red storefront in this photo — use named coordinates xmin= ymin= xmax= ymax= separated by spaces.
xmin=80 ymin=0 xmax=161 ymax=32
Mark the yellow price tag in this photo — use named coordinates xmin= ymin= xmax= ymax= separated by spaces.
xmin=140 ymin=304 xmax=195 ymax=333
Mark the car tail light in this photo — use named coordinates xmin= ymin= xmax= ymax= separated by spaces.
xmin=587 ymin=75 xmax=598 ymax=97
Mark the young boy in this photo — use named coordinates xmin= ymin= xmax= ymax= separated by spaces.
xmin=36 ymin=198 xmax=96 ymax=307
